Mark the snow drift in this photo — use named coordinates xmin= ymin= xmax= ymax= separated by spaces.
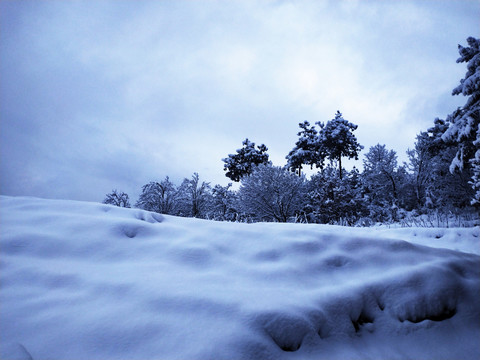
xmin=0 ymin=196 xmax=479 ymax=360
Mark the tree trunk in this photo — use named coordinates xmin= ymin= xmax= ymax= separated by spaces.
xmin=386 ymin=173 xmax=397 ymax=200
xmin=339 ymin=156 xmax=343 ymax=179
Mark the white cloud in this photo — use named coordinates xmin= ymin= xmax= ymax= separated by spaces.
xmin=1 ymin=0 xmax=478 ymax=201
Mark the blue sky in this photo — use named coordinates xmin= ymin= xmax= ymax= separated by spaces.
xmin=1 ymin=0 xmax=479 ymax=202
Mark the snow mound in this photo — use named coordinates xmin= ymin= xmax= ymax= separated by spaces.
xmin=1 ymin=196 xmax=479 ymax=360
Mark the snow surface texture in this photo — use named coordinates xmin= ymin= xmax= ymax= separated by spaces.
xmin=1 ymin=196 xmax=479 ymax=360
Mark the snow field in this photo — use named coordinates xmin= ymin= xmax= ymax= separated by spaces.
xmin=0 ymin=196 xmax=479 ymax=359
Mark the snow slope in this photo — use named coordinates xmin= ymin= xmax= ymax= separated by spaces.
xmin=0 ymin=196 xmax=479 ymax=360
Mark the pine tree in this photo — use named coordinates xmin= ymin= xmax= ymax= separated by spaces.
xmin=286 ymin=121 xmax=323 ymax=175
xmin=441 ymin=37 xmax=480 ymax=205
xmin=223 ymin=138 xmax=270 ymax=182
xmin=304 ymin=166 xmax=367 ymax=225
xmin=408 ymin=119 xmax=474 ymax=210
xmin=317 ymin=111 xmax=363 ymax=179
xmin=471 ymin=148 xmax=480 ymax=205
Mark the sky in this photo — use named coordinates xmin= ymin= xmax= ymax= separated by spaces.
xmin=1 ymin=0 xmax=479 ymax=202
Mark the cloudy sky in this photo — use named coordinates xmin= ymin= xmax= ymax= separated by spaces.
xmin=1 ymin=0 xmax=479 ymax=202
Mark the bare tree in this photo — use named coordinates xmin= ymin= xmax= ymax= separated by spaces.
xmin=177 ymin=173 xmax=212 ymax=218
xmin=135 ymin=177 xmax=179 ymax=214
xmin=103 ymin=189 xmax=131 ymax=208
xmin=239 ymin=164 xmax=305 ymax=222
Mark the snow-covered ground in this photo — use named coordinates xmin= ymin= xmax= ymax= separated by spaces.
xmin=1 ymin=195 xmax=479 ymax=360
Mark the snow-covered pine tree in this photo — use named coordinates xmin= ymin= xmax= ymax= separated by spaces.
xmin=408 ymin=119 xmax=473 ymax=210
xmin=223 ymin=138 xmax=270 ymax=182
xmin=305 ymin=166 xmax=367 ymax=225
xmin=441 ymin=37 xmax=480 ymax=205
xmin=286 ymin=121 xmax=324 ymax=176
xmin=317 ymin=111 xmax=363 ymax=179
xmin=471 ymin=147 xmax=480 ymax=205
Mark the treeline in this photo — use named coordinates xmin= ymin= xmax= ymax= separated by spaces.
xmin=103 ymin=37 xmax=479 ymax=226
xmin=103 ymin=142 xmax=474 ymax=225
